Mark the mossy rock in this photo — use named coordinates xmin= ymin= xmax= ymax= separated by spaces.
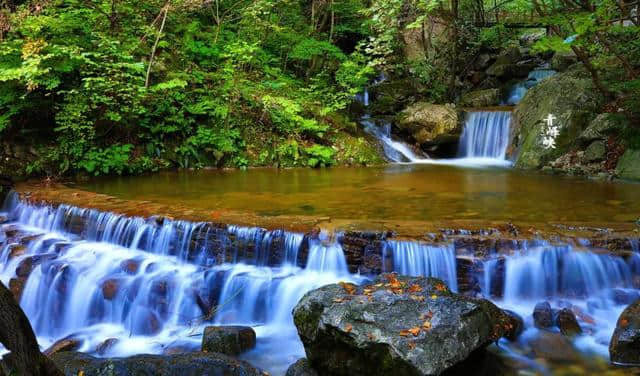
xmin=459 ymin=89 xmax=501 ymax=108
xmin=396 ymin=102 xmax=459 ymax=146
xmin=512 ymin=69 xmax=604 ymax=169
xmin=616 ymin=149 xmax=640 ymax=181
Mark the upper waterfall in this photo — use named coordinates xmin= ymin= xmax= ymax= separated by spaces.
xmin=458 ymin=111 xmax=512 ymax=160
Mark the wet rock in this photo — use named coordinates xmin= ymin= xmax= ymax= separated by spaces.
xmin=396 ymin=102 xmax=459 ymax=146
xmin=610 ymin=299 xmax=640 ymax=365
xmin=293 ymin=274 xmax=510 ymax=376
xmin=201 ymin=326 xmax=256 ymax=356
xmin=533 ymin=301 xmax=553 ymax=329
xmin=101 ymin=278 xmax=121 ymax=300
xmin=15 ymin=254 xmax=56 ymax=278
xmin=530 ymin=332 xmax=580 ymax=362
xmin=120 ymin=259 xmax=140 ymax=274
xmin=503 ymin=310 xmax=524 ymax=341
xmin=285 ymin=358 xmax=318 ymax=376
xmin=459 ymin=89 xmax=501 ymax=108
xmin=95 ymin=338 xmax=119 ymax=355
xmin=8 ymin=277 xmax=25 ymax=301
xmin=50 ymin=351 xmax=263 ymax=376
xmin=44 ymin=337 xmax=82 ymax=356
xmin=555 ymin=308 xmax=582 ymax=337
xmin=8 ymin=244 xmax=26 ymax=259
xmin=616 ymin=148 xmax=640 ymax=181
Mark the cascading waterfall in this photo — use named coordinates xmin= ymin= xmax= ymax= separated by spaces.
xmin=361 ymin=117 xmax=422 ymax=163
xmin=458 ymin=111 xmax=512 ymax=160
xmin=383 ymin=240 xmax=457 ymax=292
xmin=3 ymin=191 xmax=640 ymax=373
xmin=481 ymin=242 xmax=638 ymax=359
xmin=504 ymin=69 xmax=556 ymax=105
xmin=0 ymin=193 xmax=359 ymax=375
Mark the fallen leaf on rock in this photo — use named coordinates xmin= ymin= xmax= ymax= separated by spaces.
xmin=422 ymin=321 xmax=432 ymax=330
xmin=408 ymin=341 xmax=416 ymax=350
xmin=420 ymin=311 xmax=433 ymax=320
xmin=339 ymin=281 xmax=357 ymax=295
xmin=345 ymin=324 xmax=353 ymax=333
xmin=333 ymin=298 xmax=344 ymax=303
xmin=435 ymin=283 xmax=446 ymax=292
xmin=400 ymin=327 xmax=421 ymax=337
xmin=410 ymin=295 xmax=425 ymax=302
xmin=408 ymin=284 xmax=422 ymax=293
xmin=430 ymin=294 xmax=437 ymax=300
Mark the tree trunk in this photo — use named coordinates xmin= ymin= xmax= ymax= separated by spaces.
xmin=0 ymin=282 xmax=63 ymax=376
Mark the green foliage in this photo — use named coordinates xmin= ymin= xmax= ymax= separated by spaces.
xmin=0 ymin=0 xmax=379 ymax=176
xmin=78 ymin=144 xmax=133 ymax=176
xmin=304 ymin=144 xmax=335 ymax=168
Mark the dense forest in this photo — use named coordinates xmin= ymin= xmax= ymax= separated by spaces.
xmin=0 ymin=0 xmax=638 ymax=177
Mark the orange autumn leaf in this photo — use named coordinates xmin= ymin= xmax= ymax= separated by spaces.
xmin=410 ymin=294 xmax=425 ymax=302
xmin=435 ymin=284 xmax=446 ymax=292
xmin=407 ymin=284 xmax=423 ymax=293
xmin=408 ymin=327 xmax=421 ymax=336
xmin=408 ymin=341 xmax=417 ymax=350
xmin=339 ymin=281 xmax=357 ymax=295
xmin=345 ymin=323 xmax=353 ymax=333
xmin=422 ymin=321 xmax=432 ymax=330
xmin=333 ymin=298 xmax=344 ymax=303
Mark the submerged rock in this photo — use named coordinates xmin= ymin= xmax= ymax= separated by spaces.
xmin=50 ymin=351 xmax=263 ymax=376
xmin=530 ymin=332 xmax=580 ymax=362
xmin=610 ymin=299 xmax=640 ymax=365
xmin=396 ymin=102 xmax=459 ymax=147
xmin=555 ymin=308 xmax=582 ymax=337
xmin=293 ymin=274 xmax=510 ymax=376
xmin=533 ymin=301 xmax=553 ymax=329
xmin=201 ymin=326 xmax=256 ymax=356
xmin=285 ymin=358 xmax=318 ymax=376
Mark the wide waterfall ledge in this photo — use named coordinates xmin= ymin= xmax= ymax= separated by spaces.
xmin=1 ymin=191 xmax=640 ymax=375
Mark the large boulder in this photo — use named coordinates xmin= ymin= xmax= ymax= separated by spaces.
xmin=293 ymin=274 xmax=510 ymax=376
xmin=201 ymin=326 xmax=256 ymax=356
xmin=610 ymin=299 xmax=640 ymax=365
xmin=50 ymin=351 xmax=263 ymax=376
xmin=532 ymin=301 xmax=553 ymax=329
xmin=551 ymin=51 xmax=578 ymax=72
xmin=285 ymin=358 xmax=318 ymax=376
xmin=616 ymin=148 xmax=640 ymax=181
xmin=396 ymin=103 xmax=459 ymax=146
xmin=511 ymin=68 xmax=604 ymax=169
xmin=459 ymin=89 xmax=501 ymax=108
xmin=578 ymin=113 xmax=627 ymax=146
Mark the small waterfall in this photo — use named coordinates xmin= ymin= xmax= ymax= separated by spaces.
xmin=361 ymin=117 xmax=423 ymax=163
xmin=383 ymin=240 xmax=457 ymax=291
xmin=459 ymin=111 xmax=511 ymax=160
xmin=504 ymin=69 xmax=556 ymax=105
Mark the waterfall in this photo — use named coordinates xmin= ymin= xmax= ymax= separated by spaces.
xmin=0 ymin=194 xmax=360 ymax=375
xmin=383 ymin=240 xmax=457 ymax=292
xmin=458 ymin=111 xmax=511 ymax=160
xmin=504 ymin=69 xmax=556 ymax=105
xmin=361 ymin=117 xmax=423 ymax=163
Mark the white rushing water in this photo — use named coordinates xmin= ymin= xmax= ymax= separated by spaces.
xmin=481 ymin=241 xmax=639 ymax=370
xmin=504 ymin=69 xmax=556 ymax=105
xmin=2 ymin=192 xmax=639 ymax=374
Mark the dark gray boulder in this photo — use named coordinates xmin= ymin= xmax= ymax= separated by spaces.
xmin=555 ymin=308 xmax=582 ymax=337
xmin=201 ymin=326 xmax=256 ymax=356
xmin=293 ymin=274 xmax=510 ymax=376
xmin=50 ymin=351 xmax=262 ymax=376
xmin=533 ymin=301 xmax=553 ymax=329
xmin=285 ymin=358 xmax=318 ymax=376
xmin=610 ymin=299 xmax=640 ymax=365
